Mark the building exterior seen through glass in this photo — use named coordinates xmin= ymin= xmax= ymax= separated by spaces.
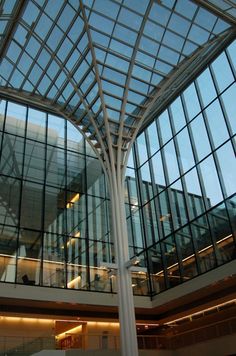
xmin=0 ymin=38 xmax=235 ymax=297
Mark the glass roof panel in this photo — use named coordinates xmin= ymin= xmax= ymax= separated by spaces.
xmin=0 ymin=0 xmax=235 ymax=150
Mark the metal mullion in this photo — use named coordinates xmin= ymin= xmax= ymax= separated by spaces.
xmin=83 ymin=131 xmax=90 ymax=291
xmin=15 ymin=104 xmax=29 ymax=284
xmin=204 ymin=65 xmax=230 ymax=200
xmin=133 ymin=140 xmax=155 ymax=296
xmin=94 ymin=42 xmax=132 ymax=66
xmin=20 ymin=4 xmax=83 ymax=94
xmin=148 ymin=1 xmax=175 ymax=91
xmin=43 ymin=33 xmax=89 ymax=98
xmin=125 ymin=178 xmax=136 ymax=253
xmin=99 ymin=60 xmax=157 ymax=93
xmin=225 ymin=44 xmax=236 ymax=79
xmin=64 ymin=119 xmax=68 ymax=288
xmin=134 ymin=53 xmax=171 ymax=78
xmin=19 ymin=5 xmax=61 ymax=91
xmin=146 ymin=14 xmax=201 ymax=48
xmin=39 ymin=111 xmax=48 ymax=287
xmin=178 ymin=94 xmax=202 ymax=274
xmin=62 ymin=80 xmax=96 ymax=111
xmin=168 ymin=105 xmax=190 ymax=231
xmin=193 ymin=79 xmax=223 ymax=267
xmin=3 ymin=39 xmax=29 ymax=86
xmin=88 ymin=3 xmax=123 ymax=82
xmin=53 ymin=67 xmax=91 ymax=107
xmin=141 ymin=29 xmax=236 ymax=132
xmin=0 ymin=98 xmax=7 ymax=168
xmin=144 ymin=129 xmax=162 ymax=245
xmin=192 ymin=0 xmax=236 ymax=26
xmin=0 ymin=0 xmax=27 ymax=59
xmin=176 ymin=5 xmax=199 ymax=66
xmin=18 ymin=22 xmax=108 ymax=159
xmin=155 ymin=115 xmax=174 ymax=238
xmin=87 ymin=6 xmax=141 ymax=36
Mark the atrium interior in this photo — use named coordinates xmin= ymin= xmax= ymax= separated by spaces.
xmin=0 ymin=0 xmax=236 ymax=355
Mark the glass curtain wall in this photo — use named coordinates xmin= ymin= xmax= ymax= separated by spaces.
xmin=134 ymin=39 xmax=236 ymax=296
xmin=0 ymin=39 xmax=236 ymax=298
xmin=0 ymin=100 xmax=112 ymax=291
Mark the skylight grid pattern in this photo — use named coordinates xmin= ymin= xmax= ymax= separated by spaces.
xmin=0 ymin=0 xmax=102 ymax=139
xmin=0 ymin=0 xmax=234 ymax=154
xmin=204 ymin=0 xmax=236 ymax=19
xmin=84 ymin=0 xmax=231 ymax=140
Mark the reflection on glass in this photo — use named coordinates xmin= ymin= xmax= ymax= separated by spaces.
xmin=43 ymin=232 xmax=66 ymax=288
xmin=0 ymin=177 xmax=21 ymax=226
xmin=27 ymin=108 xmax=46 ymax=142
xmin=148 ymin=245 xmax=166 ymax=294
xmin=191 ymin=216 xmax=216 ymax=273
xmin=159 ymin=190 xmax=172 ymax=237
xmin=184 ymin=168 xmax=205 ymax=220
xmin=0 ymin=134 xmax=24 ymax=178
xmin=47 ymin=114 xmax=65 ymax=148
xmin=0 ymin=225 xmax=17 ymax=283
xmin=20 ymin=181 xmax=43 ymax=230
xmin=5 ymin=102 xmax=27 ymax=136
xmin=17 ymin=229 xmax=41 ymax=285
xmin=0 ymin=100 xmax=6 ymax=130
xmin=162 ymin=235 xmax=181 ymax=288
xmin=207 ymin=202 xmax=233 ymax=265
xmin=176 ymin=226 xmax=198 ymax=280
xmin=23 ymin=140 xmax=45 ymax=183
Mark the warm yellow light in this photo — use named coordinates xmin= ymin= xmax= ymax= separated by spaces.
xmin=0 ymin=316 xmax=53 ymax=323
xmin=56 ymin=325 xmax=82 ymax=340
xmin=165 ymin=298 xmax=236 ymax=325
xmin=74 ymin=231 xmax=81 ymax=238
xmin=67 ymin=275 xmax=81 ymax=288
xmin=66 ymin=194 xmax=80 ymax=208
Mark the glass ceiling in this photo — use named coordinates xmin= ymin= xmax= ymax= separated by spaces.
xmin=0 ymin=0 xmax=235 ymax=157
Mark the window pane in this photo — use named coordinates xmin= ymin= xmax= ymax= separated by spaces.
xmin=183 ymin=83 xmax=201 ymax=120
xmin=20 ymin=181 xmax=43 ymax=230
xmin=197 ymin=68 xmax=217 ymax=107
xmin=190 ymin=114 xmax=211 ymax=161
xmin=0 ymin=225 xmax=17 ymax=283
xmin=163 ymin=141 xmax=180 ymax=183
xmin=204 ymin=99 xmax=229 ymax=148
xmin=184 ymin=168 xmax=205 ymax=220
xmin=221 ymin=84 xmax=236 ymax=135
xmin=5 ymin=102 xmax=27 ymax=136
xmin=170 ymin=97 xmax=186 ymax=133
xmin=211 ymin=52 xmax=234 ymax=93
xmin=27 ymin=108 xmax=46 ymax=142
xmin=216 ymin=142 xmax=236 ymax=198
xmin=200 ymin=156 xmax=223 ymax=208
xmin=176 ymin=128 xmax=195 ymax=173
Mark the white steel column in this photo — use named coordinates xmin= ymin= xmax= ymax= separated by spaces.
xmin=108 ymin=163 xmax=139 ymax=356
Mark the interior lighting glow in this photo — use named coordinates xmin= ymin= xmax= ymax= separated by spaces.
xmin=66 ymin=193 xmax=80 ymax=209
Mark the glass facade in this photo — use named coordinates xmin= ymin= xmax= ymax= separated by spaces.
xmin=135 ymin=39 xmax=236 ymax=296
xmin=0 ymin=38 xmax=235 ymax=298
